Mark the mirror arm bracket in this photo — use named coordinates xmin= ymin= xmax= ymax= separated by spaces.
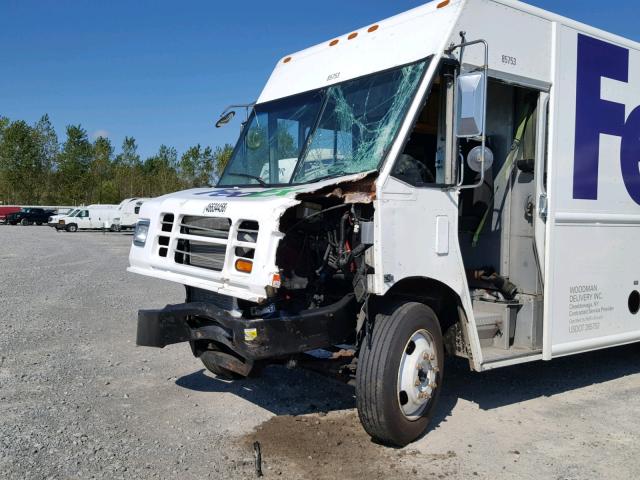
xmin=448 ymin=38 xmax=489 ymax=191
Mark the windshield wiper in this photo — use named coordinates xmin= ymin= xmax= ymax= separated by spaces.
xmin=228 ymin=172 xmax=268 ymax=187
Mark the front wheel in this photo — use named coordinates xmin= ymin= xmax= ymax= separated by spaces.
xmin=356 ymin=302 xmax=444 ymax=447
xmin=20 ymin=218 xmax=31 ymax=226
xmin=66 ymin=224 xmax=78 ymax=232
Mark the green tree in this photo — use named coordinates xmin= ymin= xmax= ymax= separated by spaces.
xmin=143 ymin=145 xmax=181 ymax=196
xmin=180 ymin=144 xmax=216 ymax=188
xmin=33 ymin=114 xmax=59 ymax=203
xmin=91 ymin=136 xmax=114 ymax=203
xmin=57 ymin=125 xmax=93 ymax=204
xmin=114 ymin=136 xmax=141 ymax=198
xmin=0 ymin=116 xmax=12 ymax=202
xmin=0 ymin=120 xmax=44 ymax=203
xmin=213 ymin=143 xmax=234 ymax=181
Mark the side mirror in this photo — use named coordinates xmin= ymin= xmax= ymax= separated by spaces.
xmin=215 ymin=110 xmax=236 ymax=128
xmin=456 ymin=71 xmax=486 ymax=138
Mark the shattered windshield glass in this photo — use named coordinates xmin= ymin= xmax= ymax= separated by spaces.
xmin=218 ymin=58 xmax=429 ymax=187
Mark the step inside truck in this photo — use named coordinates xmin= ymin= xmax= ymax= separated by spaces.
xmin=128 ymin=0 xmax=640 ymax=446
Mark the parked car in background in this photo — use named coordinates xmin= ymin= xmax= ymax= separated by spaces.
xmin=0 ymin=206 xmax=21 ymax=224
xmin=48 ymin=208 xmax=80 ymax=227
xmin=110 ymin=198 xmax=150 ymax=231
xmin=55 ymin=206 xmax=119 ymax=232
xmin=6 ymin=208 xmax=55 ymax=226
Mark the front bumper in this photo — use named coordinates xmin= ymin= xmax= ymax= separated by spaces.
xmin=136 ymin=294 xmax=358 ymax=360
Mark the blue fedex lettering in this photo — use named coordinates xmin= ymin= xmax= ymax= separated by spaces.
xmin=574 ymin=34 xmax=640 ymax=204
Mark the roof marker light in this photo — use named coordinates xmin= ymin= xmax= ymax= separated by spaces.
xmin=283 ymin=56 xmax=292 ymax=63
xmin=329 ymin=39 xmax=339 ymax=46
xmin=367 ymin=25 xmax=379 ymax=33
xmin=348 ymin=32 xmax=358 ymax=40
xmin=437 ymin=0 xmax=450 ymax=8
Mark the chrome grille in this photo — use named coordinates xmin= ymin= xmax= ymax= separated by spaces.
xmin=161 ymin=213 xmax=259 ymax=275
xmin=176 ymin=241 xmax=227 ymax=271
xmin=180 ymin=216 xmax=231 ymax=239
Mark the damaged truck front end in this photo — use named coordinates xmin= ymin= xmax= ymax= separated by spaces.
xmin=132 ymin=173 xmax=377 ymax=377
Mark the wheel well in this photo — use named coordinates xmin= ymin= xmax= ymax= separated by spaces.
xmin=374 ymin=277 xmax=464 ymax=336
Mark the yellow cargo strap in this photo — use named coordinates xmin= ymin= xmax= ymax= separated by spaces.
xmin=472 ymin=102 xmax=535 ymax=247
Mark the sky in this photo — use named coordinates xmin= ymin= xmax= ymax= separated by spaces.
xmin=1 ymin=0 xmax=638 ymax=158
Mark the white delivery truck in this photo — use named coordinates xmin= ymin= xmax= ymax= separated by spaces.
xmin=110 ymin=198 xmax=149 ymax=231
xmin=56 ymin=205 xmax=118 ymax=232
xmin=128 ymin=0 xmax=640 ymax=446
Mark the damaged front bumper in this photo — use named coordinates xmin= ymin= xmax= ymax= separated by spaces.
xmin=136 ymin=294 xmax=358 ymax=360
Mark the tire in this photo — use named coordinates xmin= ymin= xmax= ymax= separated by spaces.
xmin=66 ymin=224 xmax=78 ymax=233
xmin=20 ymin=218 xmax=30 ymax=226
xmin=200 ymin=348 xmax=259 ymax=380
xmin=36 ymin=221 xmax=42 ymax=226
xmin=356 ymin=302 xmax=444 ymax=447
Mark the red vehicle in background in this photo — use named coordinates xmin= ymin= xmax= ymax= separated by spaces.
xmin=0 ymin=206 xmax=21 ymax=224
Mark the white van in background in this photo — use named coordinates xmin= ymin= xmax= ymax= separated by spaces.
xmin=111 ymin=198 xmax=150 ymax=231
xmin=55 ymin=205 xmax=119 ymax=232
xmin=48 ymin=208 xmax=80 ymax=227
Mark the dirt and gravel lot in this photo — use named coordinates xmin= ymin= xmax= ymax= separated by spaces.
xmin=1 ymin=226 xmax=640 ymax=479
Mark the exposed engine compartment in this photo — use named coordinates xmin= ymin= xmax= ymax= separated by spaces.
xmin=271 ymin=200 xmax=374 ymax=314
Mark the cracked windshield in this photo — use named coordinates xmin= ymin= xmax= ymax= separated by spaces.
xmin=218 ymin=59 xmax=429 ymax=187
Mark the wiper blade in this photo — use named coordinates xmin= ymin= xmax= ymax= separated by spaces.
xmin=228 ymin=172 xmax=267 ymax=187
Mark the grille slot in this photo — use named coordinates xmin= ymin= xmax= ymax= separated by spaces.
xmin=161 ymin=213 xmax=174 ymax=232
xmin=158 ymin=236 xmax=170 ymax=258
xmin=235 ymin=247 xmax=255 ymax=259
xmin=237 ymin=220 xmax=259 ymax=243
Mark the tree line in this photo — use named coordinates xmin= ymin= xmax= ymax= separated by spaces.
xmin=0 ymin=114 xmax=234 ymax=205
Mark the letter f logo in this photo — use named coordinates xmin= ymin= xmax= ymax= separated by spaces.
xmin=574 ymin=34 xmax=640 ymax=205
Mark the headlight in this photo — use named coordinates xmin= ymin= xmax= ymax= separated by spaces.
xmin=133 ymin=219 xmax=150 ymax=247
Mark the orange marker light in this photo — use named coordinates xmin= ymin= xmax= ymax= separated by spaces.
xmin=367 ymin=25 xmax=379 ymax=33
xmin=283 ymin=56 xmax=292 ymax=63
xmin=348 ymin=32 xmax=358 ymax=40
xmin=437 ymin=0 xmax=450 ymax=8
xmin=235 ymin=259 xmax=253 ymax=273
xmin=329 ymin=39 xmax=339 ymax=46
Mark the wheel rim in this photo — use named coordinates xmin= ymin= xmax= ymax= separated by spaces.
xmin=397 ymin=329 xmax=439 ymax=420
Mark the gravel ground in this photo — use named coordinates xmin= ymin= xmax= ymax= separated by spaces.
xmin=1 ymin=226 xmax=640 ymax=479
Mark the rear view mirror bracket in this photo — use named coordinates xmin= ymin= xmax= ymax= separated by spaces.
xmin=447 ymin=37 xmax=489 ymax=190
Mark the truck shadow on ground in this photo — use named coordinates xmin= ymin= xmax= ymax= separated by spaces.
xmin=176 ymin=343 xmax=640 ymax=425
xmin=176 ymin=366 xmax=356 ymax=416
